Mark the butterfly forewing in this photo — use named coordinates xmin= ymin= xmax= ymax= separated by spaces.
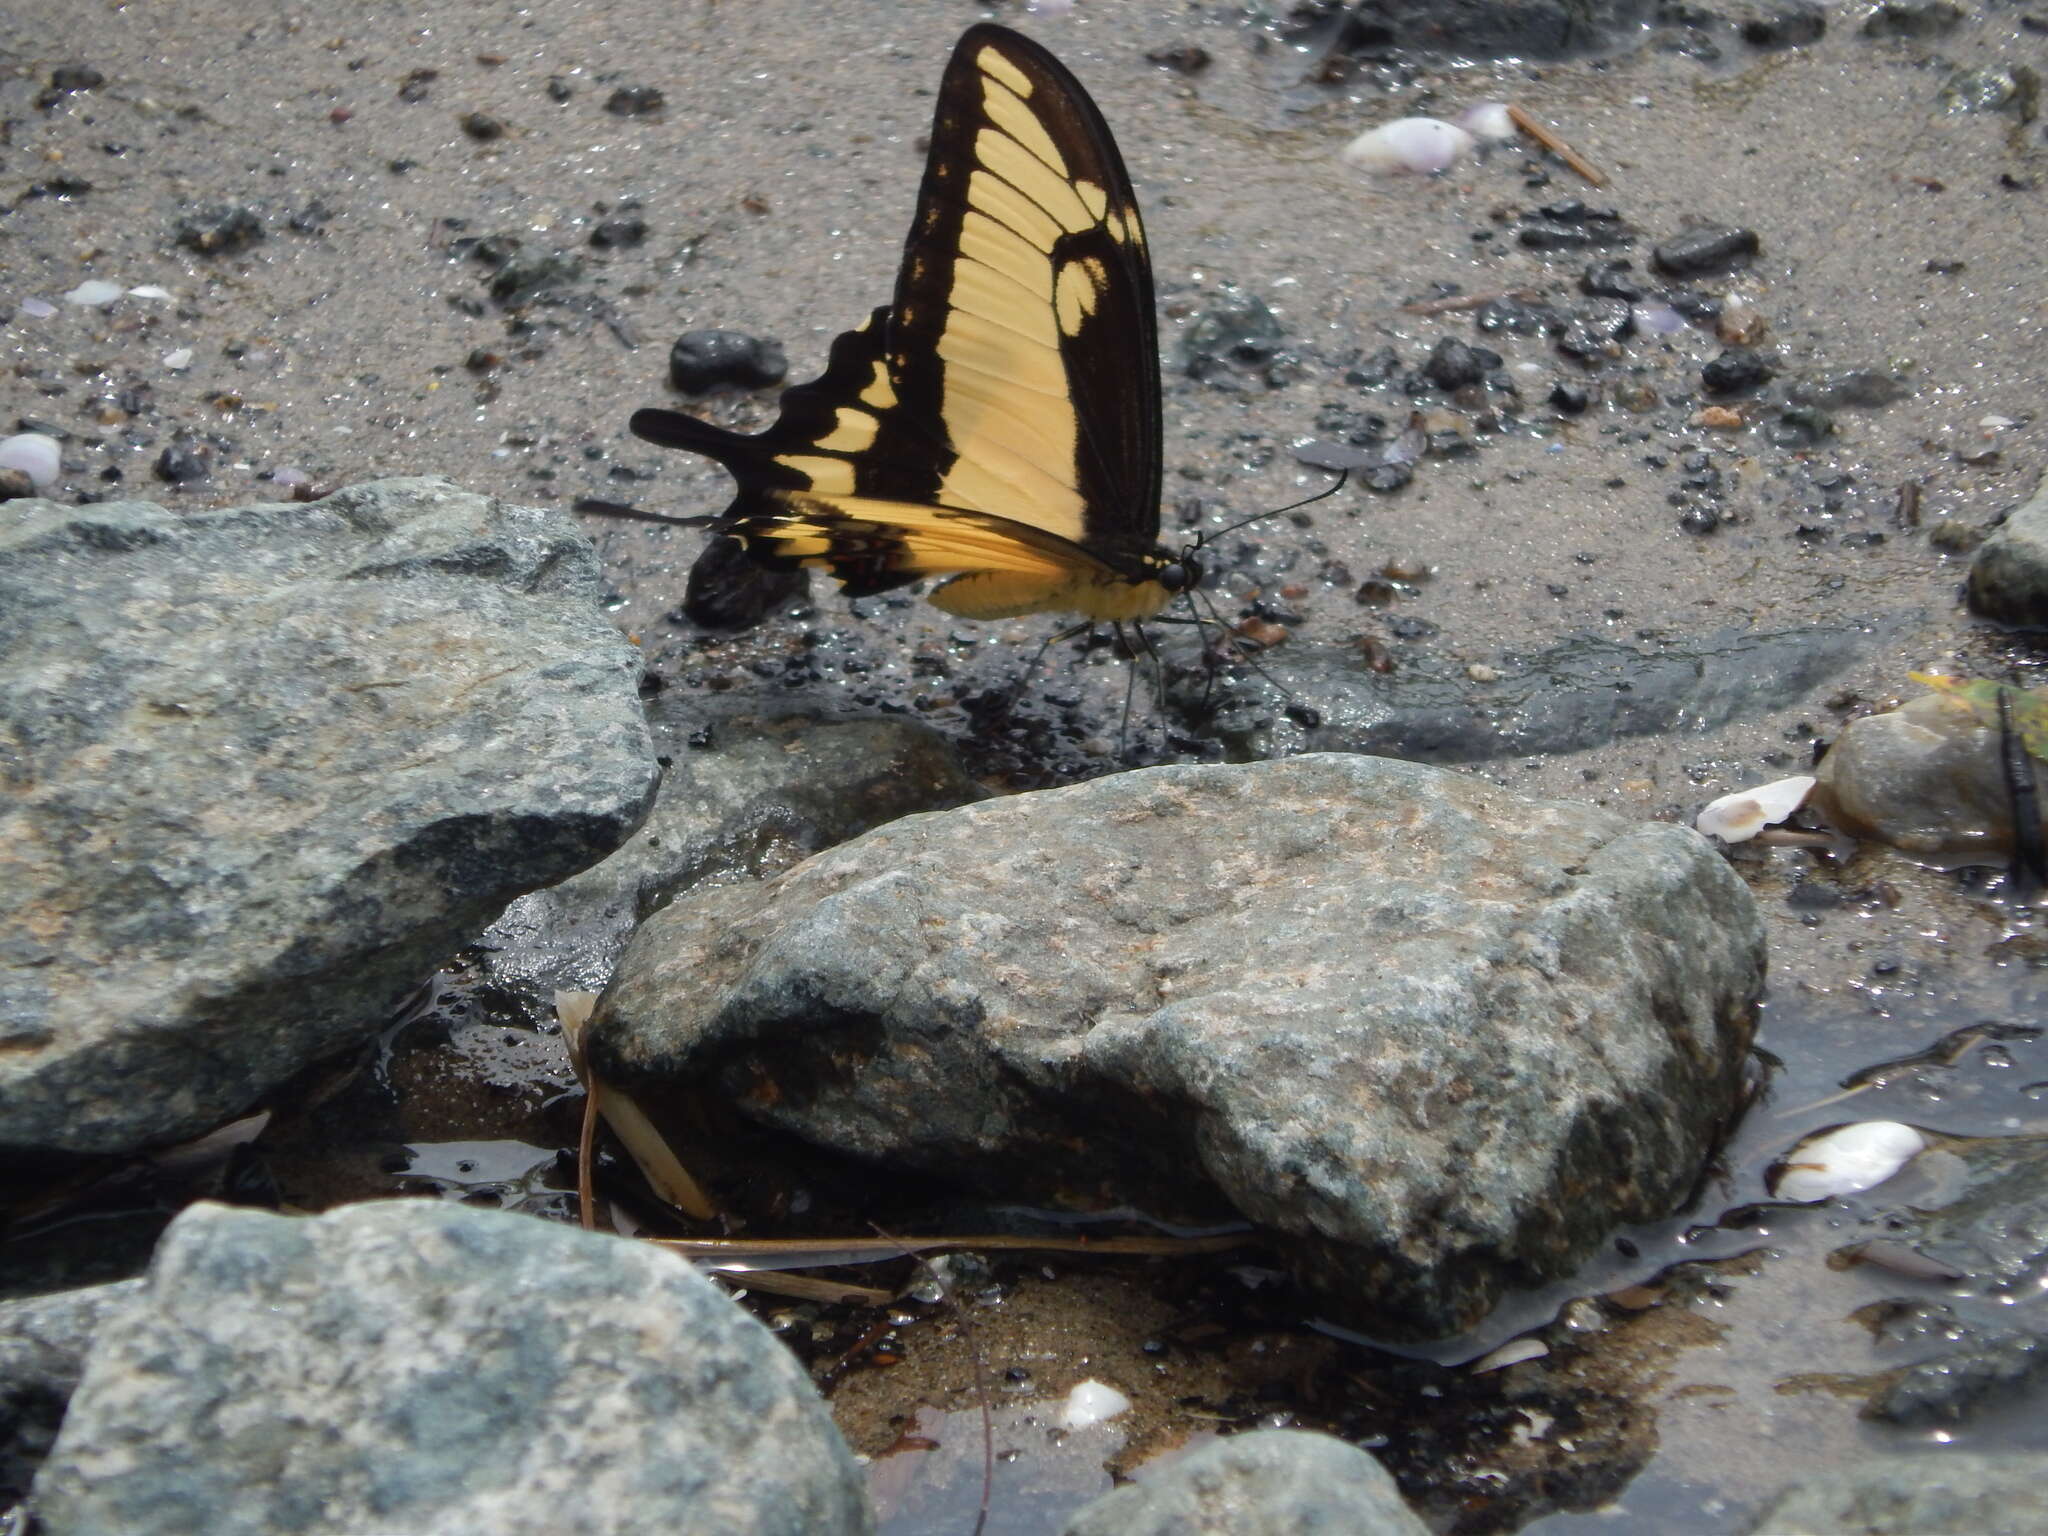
xmin=630 ymin=24 xmax=1173 ymax=623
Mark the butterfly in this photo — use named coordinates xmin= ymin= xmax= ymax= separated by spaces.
xmin=627 ymin=24 xmax=1202 ymax=630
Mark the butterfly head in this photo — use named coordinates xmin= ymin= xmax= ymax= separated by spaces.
xmin=1157 ymin=549 xmax=1203 ymax=596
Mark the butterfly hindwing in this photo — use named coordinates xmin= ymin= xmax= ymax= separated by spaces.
xmin=631 ymin=24 xmax=1177 ymax=623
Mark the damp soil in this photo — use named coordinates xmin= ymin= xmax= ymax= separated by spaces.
xmin=6 ymin=0 xmax=2048 ymax=1530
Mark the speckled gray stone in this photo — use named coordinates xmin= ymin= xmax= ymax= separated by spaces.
xmin=1968 ymin=478 xmax=2048 ymax=627
xmin=1060 ymin=1430 xmax=1429 ymax=1536
xmin=593 ymin=754 xmax=1763 ymax=1339
xmin=0 ymin=478 xmax=659 ymax=1158
xmin=1746 ymin=1451 xmax=2048 ymax=1534
xmin=0 ymin=1280 xmax=141 ymax=1502
xmin=29 ymin=1201 xmax=871 ymax=1536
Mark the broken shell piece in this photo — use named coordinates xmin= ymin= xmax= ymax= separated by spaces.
xmin=1059 ymin=1379 xmax=1133 ymax=1429
xmin=1342 ymin=117 xmax=1476 ymax=175
xmin=1770 ymin=1121 xmax=1928 ymax=1202
xmin=1456 ymin=102 xmax=1518 ymax=142
xmin=0 ymin=432 xmax=62 ymax=489
xmin=1696 ymin=774 xmax=1816 ymax=842
xmin=63 ymin=279 xmax=124 ymax=307
xmin=1472 ymin=1335 xmax=1549 ymax=1372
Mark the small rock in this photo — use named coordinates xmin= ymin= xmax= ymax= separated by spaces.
xmin=1579 ymin=258 xmax=1642 ymax=300
xmin=1364 ymin=461 xmax=1415 ymax=493
xmin=1813 ymin=685 xmax=2037 ymax=857
xmin=1556 ymin=298 xmax=1635 ymax=359
xmin=173 ymin=205 xmax=265 ymax=256
xmin=1862 ymin=0 xmax=1966 ymax=37
xmin=1939 ymin=65 xmax=2040 ymax=117
xmin=488 ymin=251 xmax=584 ymax=306
xmin=1180 ymin=289 xmax=1288 ymax=382
xmin=0 ymin=467 xmax=35 ymax=502
xmin=589 ymin=215 xmax=649 ymax=249
xmin=1517 ymin=201 xmax=1636 ymax=251
xmin=1549 ymin=380 xmax=1592 ymax=414
xmin=0 ymin=1280 xmax=141 ymax=1500
xmin=152 ymin=439 xmax=210 ymax=484
xmin=1736 ymin=0 xmax=1826 ymax=48
xmin=667 ymin=329 xmax=789 ymax=393
xmin=1421 ymin=336 xmax=1492 ymax=390
xmin=605 ymin=84 xmax=666 ymax=116
xmin=1772 ymin=405 xmax=1834 ymax=445
xmin=458 ymin=110 xmax=507 ymax=141
xmin=1060 ymin=1430 xmax=1430 ymax=1536
xmin=1789 ymin=367 xmax=1912 ymax=409
xmin=1716 ymin=298 xmax=1768 ymax=345
xmin=1696 ymin=405 xmax=1744 ymax=429
xmin=1967 ymin=480 xmax=2048 ymax=626
xmin=1653 ymin=225 xmax=1761 ymax=277
xmin=546 ymin=76 xmax=574 ymax=103
xmin=1678 ymin=505 xmax=1722 ymax=535
xmin=36 ymin=64 xmax=104 ymax=108
xmin=1702 ymin=348 xmax=1772 ymax=395
xmin=1144 ymin=43 xmax=1211 ymax=74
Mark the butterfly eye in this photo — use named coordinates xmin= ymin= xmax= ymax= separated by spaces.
xmin=1158 ymin=556 xmax=1200 ymax=594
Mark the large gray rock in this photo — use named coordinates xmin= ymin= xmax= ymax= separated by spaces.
xmin=0 ymin=479 xmax=659 ymax=1159
xmin=592 ymin=754 xmax=1763 ymax=1339
xmin=0 ymin=1280 xmax=141 ymax=1504
xmin=29 ymin=1201 xmax=871 ymax=1536
xmin=1747 ymin=1451 xmax=2048 ymax=1535
xmin=1059 ymin=1430 xmax=1429 ymax=1536
xmin=1967 ymin=478 xmax=2048 ymax=627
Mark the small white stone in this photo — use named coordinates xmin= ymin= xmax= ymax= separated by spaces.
xmin=1456 ymin=103 xmax=1518 ymax=142
xmin=1695 ymin=774 xmax=1816 ymax=842
xmin=63 ymin=279 xmax=125 ymax=308
xmin=1342 ymin=118 xmax=1476 ymax=176
xmin=1771 ymin=1122 xmax=1928 ymax=1203
xmin=162 ymin=348 xmax=194 ymax=370
xmin=18 ymin=297 xmax=58 ymax=319
xmin=1058 ymin=1379 xmax=1132 ymax=1429
xmin=128 ymin=284 xmax=173 ymax=300
xmin=0 ymin=432 xmax=62 ymax=489
xmin=1632 ymin=302 xmax=1686 ymax=336
xmin=1473 ymin=1336 xmax=1549 ymax=1372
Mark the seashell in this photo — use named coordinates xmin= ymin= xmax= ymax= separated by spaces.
xmin=63 ymin=279 xmax=124 ymax=307
xmin=1058 ymin=1379 xmax=1132 ymax=1429
xmin=1343 ymin=117 xmax=1476 ymax=176
xmin=0 ymin=432 xmax=62 ymax=489
xmin=1770 ymin=1121 xmax=1927 ymax=1202
xmin=1696 ymin=774 xmax=1816 ymax=842
xmin=1456 ymin=102 xmax=1518 ymax=142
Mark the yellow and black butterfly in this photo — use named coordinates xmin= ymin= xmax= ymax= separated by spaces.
xmin=627 ymin=23 xmax=1201 ymax=628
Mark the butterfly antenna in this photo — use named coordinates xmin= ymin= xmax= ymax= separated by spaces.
xmin=1199 ymin=468 xmax=1350 ymax=545
xmin=570 ymin=498 xmax=717 ymax=529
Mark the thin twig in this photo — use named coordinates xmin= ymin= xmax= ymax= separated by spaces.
xmin=1507 ymin=104 xmax=1608 ymax=187
xmin=1399 ymin=288 xmax=1542 ymax=316
xmin=650 ymin=1231 xmax=1253 ymax=1262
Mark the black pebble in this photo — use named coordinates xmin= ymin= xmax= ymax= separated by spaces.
xmin=460 ymin=111 xmax=507 ymax=141
xmin=1678 ymin=505 xmax=1721 ymax=535
xmin=37 ymin=64 xmax=103 ymax=108
xmin=175 ymin=205 xmax=265 ymax=255
xmin=1145 ymin=44 xmax=1211 ymax=73
xmin=589 ymin=215 xmax=648 ymax=249
xmin=1422 ymin=337 xmax=1493 ymax=390
xmin=154 ymin=440 xmax=210 ymax=484
xmin=546 ymin=76 xmax=574 ymax=103
xmin=667 ymin=330 xmax=788 ymax=393
xmin=1653 ymin=226 xmax=1761 ymax=277
xmin=1363 ymin=462 xmax=1414 ymax=494
xmin=1549 ymin=380 xmax=1591 ymax=414
xmin=1579 ymin=259 xmax=1641 ymax=301
xmin=1557 ymin=298 xmax=1635 ymax=359
xmin=1739 ymin=0 xmax=1827 ymax=49
xmin=1702 ymin=348 xmax=1772 ymax=395
xmin=606 ymin=85 xmax=666 ymax=117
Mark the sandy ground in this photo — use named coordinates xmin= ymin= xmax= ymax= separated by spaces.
xmin=7 ymin=0 xmax=2048 ymax=1530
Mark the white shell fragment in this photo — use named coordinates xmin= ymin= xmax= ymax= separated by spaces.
xmin=162 ymin=348 xmax=194 ymax=371
xmin=1456 ymin=102 xmax=1518 ymax=142
xmin=1771 ymin=1121 xmax=1928 ymax=1203
xmin=1695 ymin=774 xmax=1816 ymax=842
xmin=1342 ymin=117 xmax=1476 ymax=176
xmin=1472 ymin=1336 xmax=1550 ymax=1373
xmin=128 ymin=284 xmax=173 ymax=300
xmin=1058 ymin=1379 xmax=1132 ymax=1430
xmin=0 ymin=432 xmax=62 ymax=489
xmin=18 ymin=297 xmax=57 ymax=319
xmin=63 ymin=279 xmax=125 ymax=308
